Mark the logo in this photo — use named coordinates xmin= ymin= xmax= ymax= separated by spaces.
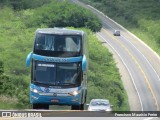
xmin=38 ymin=64 xmax=55 ymax=67
xmin=45 ymin=57 xmax=68 ymax=62
xmin=44 ymin=88 xmax=50 ymax=93
xmin=2 ymin=112 xmax=11 ymax=117
xmin=53 ymin=93 xmax=57 ymax=97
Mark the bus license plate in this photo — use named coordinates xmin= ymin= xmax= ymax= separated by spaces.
xmin=51 ymin=99 xmax=59 ymax=102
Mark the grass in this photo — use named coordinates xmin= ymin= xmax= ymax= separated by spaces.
xmin=0 ymin=3 xmax=129 ymax=111
xmin=130 ymin=29 xmax=160 ymax=54
xmin=0 ymin=95 xmax=18 ymax=109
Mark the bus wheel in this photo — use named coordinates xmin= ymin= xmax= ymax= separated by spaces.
xmin=80 ymin=104 xmax=84 ymax=110
xmin=71 ymin=105 xmax=80 ymax=110
xmin=32 ymin=104 xmax=49 ymax=110
xmin=71 ymin=104 xmax=84 ymax=110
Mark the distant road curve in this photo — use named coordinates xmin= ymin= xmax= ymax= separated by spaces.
xmin=71 ymin=0 xmax=160 ymax=111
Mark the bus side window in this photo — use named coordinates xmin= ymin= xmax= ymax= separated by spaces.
xmin=65 ymin=37 xmax=80 ymax=52
xmin=45 ymin=35 xmax=54 ymax=50
xmin=65 ymin=37 xmax=72 ymax=51
xmin=35 ymin=35 xmax=45 ymax=50
xmin=54 ymin=36 xmax=65 ymax=51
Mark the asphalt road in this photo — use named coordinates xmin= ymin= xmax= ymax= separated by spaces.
xmin=71 ymin=0 xmax=160 ymax=111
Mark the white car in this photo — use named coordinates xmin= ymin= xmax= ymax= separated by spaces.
xmin=113 ymin=30 xmax=120 ymax=36
xmin=87 ymin=99 xmax=112 ymax=111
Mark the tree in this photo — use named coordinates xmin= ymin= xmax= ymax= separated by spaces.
xmin=24 ymin=1 xmax=102 ymax=32
xmin=0 ymin=0 xmax=51 ymax=10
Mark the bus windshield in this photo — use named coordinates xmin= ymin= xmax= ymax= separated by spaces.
xmin=34 ymin=33 xmax=81 ymax=57
xmin=33 ymin=61 xmax=81 ymax=87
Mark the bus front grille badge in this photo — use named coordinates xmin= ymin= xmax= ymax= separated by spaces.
xmin=53 ymin=93 xmax=57 ymax=97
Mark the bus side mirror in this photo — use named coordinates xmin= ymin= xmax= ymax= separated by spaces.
xmin=82 ymin=55 xmax=87 ymax=71
xmin=26 ymin=52 xmax=32 ymax=67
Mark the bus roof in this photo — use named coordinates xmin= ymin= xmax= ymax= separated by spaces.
xmin=36 ymin=28 xmax=84 ymax=36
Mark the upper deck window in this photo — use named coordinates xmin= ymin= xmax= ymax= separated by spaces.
xmin=34 ymin=33 xmax=82 ymax=57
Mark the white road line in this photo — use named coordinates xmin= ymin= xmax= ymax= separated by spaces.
xmin=143 ymin=117 xmax=158 ymax=120
xmin=88 ymin=4 xmax=160 ymax=82
xmin=88 ymin=4 xmax=160 ymax=62
xmin=87 ymin=2 xmax=160 ymax=111
xmin=121 ymin=35 xmax=160 ymax=82
xmin=97 ymin=33 xmax=143 ymax=111
xmin=102 ymin=21 xmax=160 ymax=82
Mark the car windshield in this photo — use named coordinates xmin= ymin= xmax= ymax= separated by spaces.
xmin=34 ymin=33 xmax=81 ymax=57
xmin=91 ymin=101 xmax=109 ymax=106
xmin=33 ymin=61 xmax=81 ymax=86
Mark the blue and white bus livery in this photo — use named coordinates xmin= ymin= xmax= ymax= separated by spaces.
xmin=26 ymin=28 xmax=88 ymax=110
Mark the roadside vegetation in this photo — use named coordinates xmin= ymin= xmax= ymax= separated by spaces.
xmin=84 ymin=28 xmax=129 ymax=110
xmin=0 ymin=0 xmax=129 ymax=110
xmin=80 ymin=0 xmax=160 ymax=55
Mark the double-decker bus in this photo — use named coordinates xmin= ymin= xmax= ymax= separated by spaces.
xmin=26 ymin=28 xmax=88 ymax=110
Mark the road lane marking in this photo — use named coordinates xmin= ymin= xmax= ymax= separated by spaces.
xmin=121 ymin=36 xmax=160 ymax=82
xmin=97 ymin=33 xmax=143 ymax=111
xmin=89 ymin=3 xmax=159 ymax=111
xmin=0 ymin=117 xmax=23 ymax=120
xmin=89 ymin=3 xmax=160 ymax=83
xmin=101 ymin=28 xmax=159 ymax=111
xmin=91 ymin=4 xmax=160 ymax=83
xmin=88 ymin=4 xmax=160 ymax=65
xmin=102 ymin=18 xmax=160 ymax=110
xmin=85 ymin=2 xmax=159 ymax=111
xmin=143 ymin=117 xmax=158 ymax=120
xmin=102 ymin=20 xmax=160 ymax=83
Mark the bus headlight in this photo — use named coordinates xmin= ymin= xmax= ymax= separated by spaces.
xmin=31 ymin=88 xmax=39 ymax=93
xmin=68 ymin=90 xmax=79 ymax=96
xmin=72 ymin=91 xmax=78 ymax=96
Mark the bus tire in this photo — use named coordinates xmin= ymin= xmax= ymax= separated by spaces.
xmin=32 ymin=104 xmax=49 ymax=110
xmin=71 ymin=104 xmax=84 ymax=110
xmin=80 ymin=104 xmax=84 ymax=110
xmin=71 ymin=105 xmax=80 ymax=110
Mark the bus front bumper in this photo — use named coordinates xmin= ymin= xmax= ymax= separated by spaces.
xmin=30 ymin=91 xmax=82 ymax=105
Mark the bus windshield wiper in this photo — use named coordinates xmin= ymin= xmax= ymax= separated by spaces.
xmin=59 ymin=83 xmax=76 ymax=86
xmin=33 ymin=81 xmax=55 ymax=86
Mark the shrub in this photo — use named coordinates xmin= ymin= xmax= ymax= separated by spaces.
xmin=24 ymin=1 xmax=102 ymax=32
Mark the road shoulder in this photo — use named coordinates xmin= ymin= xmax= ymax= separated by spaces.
xmin=96 ymin=32 xmax=141 ymax=111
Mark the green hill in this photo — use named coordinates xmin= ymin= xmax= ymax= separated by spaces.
xmin=80 ymin=0 xmax=160 ymax=55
